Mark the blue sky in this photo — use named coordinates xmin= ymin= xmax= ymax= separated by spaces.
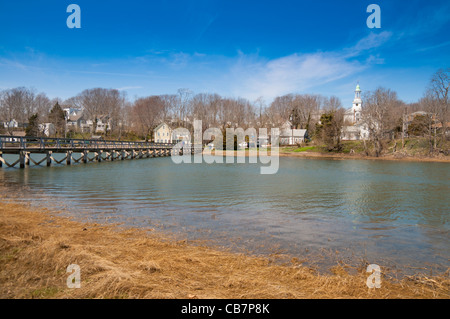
xmin=0 ymin=0 xmax=449 ymax=107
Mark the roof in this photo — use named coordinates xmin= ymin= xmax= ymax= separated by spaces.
xmin=292 ymin=129 xmax=307 ymax=137
xmin=68 ymin=112 xmax=83 ymax=121
xmin=154 ymin=122 xmax=172 ymax=131
xmin=280 ymin=129 xmax=307 ymax=137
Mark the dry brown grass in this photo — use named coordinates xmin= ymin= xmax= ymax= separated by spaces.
xmin=0 ymin=201 xmax=448 ymax=299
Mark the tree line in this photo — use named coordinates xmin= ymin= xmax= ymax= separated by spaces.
xmin=0 ymin=68 xmax=448 ymax=156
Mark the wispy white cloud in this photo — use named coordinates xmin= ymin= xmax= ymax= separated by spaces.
xmin=416 ymin=41 xmax=450 ymax=52
xmin=0 ymin=58 xmax=31 ymax=71
xmin=229 ymin=53 xmax=363 ymax=101
xmin=344 ymin=31 xmax=392 ymax=57
xmin=116 ymin=86 xmax=143 ymax=91
xmin=228 ymin=32 xmax=392 ymax=101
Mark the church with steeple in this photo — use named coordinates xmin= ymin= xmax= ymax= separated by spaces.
xmin=341 ymin=84 xmax=369 ymax=140
xmin=343 ymin=83 xmax=362 ymax=124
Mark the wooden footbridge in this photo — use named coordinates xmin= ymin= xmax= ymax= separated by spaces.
xmin=0 ymin=135 xmax=198 ymax=168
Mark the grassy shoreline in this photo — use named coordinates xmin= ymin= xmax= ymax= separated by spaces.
xmin=208 ymin=149 xmax=450 ymax=163
xmin=0 ymin=200 xmax=448 ymax=299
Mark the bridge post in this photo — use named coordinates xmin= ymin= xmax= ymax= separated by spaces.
xmin=0 ymin=152 xmax=2 ymax=167
xmin=46 ymin=151 xmax=52 ymax=167
xmin=83 ymin=150 xmax=88 ymax=164
xmin=111 ymin=150 xmax=115 ymax=161
xmin=25 ymin=152 xmax=30 ymax=166
xmin=19 ymin=151 xmax=25 ymax=168
xmin=66 ymin=151 xmax=72 ymax=165
xmin=121 ymin=150 xmax=125 ymax=160
xmin=97 ymin=150 xmax=102 ymax=162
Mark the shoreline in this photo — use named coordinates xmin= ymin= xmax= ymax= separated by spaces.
xmin=0 ymin=200 xmax=448 ymax=299
xmin=279 ymin=151 xmax=450 ymax=163
xmin=207 ymin=150 xmax=450 ymax=163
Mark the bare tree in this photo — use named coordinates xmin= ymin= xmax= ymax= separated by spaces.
xmin=254 ymin=96 xmax=266 ymax=128
xmin=324 ymin=96 xmax=343 ymax=113
xmin=192 ymin=93 xmax=221 ymax=132
xmin=361 ymin=87 xmax=402 ymax=157
xmin=0 ymin=87 xmax=36 ymax=134
xmin=265 ymin=94 xmax=295 ymax=128
xmin=427 ymin=68 xmax=449 ymax=144
xmin=34 ymin=93 xmax=52 ymax=122
xmin=130 ymin=96 xmax=165 ymax=140
xmin=176 ymin=88 xmax=193 ymax=127
xmin=76 ymin=88 xmax=125 ymax=135
xmin=291 ymin=94 xmax=324 ymax=130
xmin=159 ymin=94 xmax=177 ymax=122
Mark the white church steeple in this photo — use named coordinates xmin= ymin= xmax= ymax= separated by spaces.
xmin=352 ymin=83 xmax=362 ymax=112
xmin=343 ymin=83 xmax=363 ymax=124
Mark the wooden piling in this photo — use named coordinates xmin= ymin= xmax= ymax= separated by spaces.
xmin=19 ymin=151 xmax=25 ymax=169
xmin=46 ymin=151 xmax=52 ymax=167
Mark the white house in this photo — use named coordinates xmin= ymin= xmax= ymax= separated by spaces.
xmin=154 ymin=122 xmax=172 ymax=143
xmin=280 ymin=129 xmax=308 ymax=145
xmin=95 ymin=116 xmax=111 ymax=133
xmin=2 ymin=119 xmax=19 ymax=129
xmin=278 ymin=122 xmax=307 ymax=145
xmin=79 ymin=115 xmax=111 ymax=133
xmin=341 ymin=84 xmax=370 ymax=141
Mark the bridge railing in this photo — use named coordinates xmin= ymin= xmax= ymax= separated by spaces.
xmin=0 ymin=135 xmax=176 ymax=151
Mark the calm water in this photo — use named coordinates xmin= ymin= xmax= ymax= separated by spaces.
xmin=1 ymin=154 xmax=449 ymax=274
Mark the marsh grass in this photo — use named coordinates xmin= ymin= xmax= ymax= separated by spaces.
xmin=0 ymin=201 xmax=448 ymax=299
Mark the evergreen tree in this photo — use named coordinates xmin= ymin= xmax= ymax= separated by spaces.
xmin=48 ymin=102 xmax=66 ymax=137
xmin=315 ymin=112 xmax=342 ymax=151
xmin=25 ymin=113 xmax=40 ymax=136
xmin=408 ymin=115 xmax=431 ymax=137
